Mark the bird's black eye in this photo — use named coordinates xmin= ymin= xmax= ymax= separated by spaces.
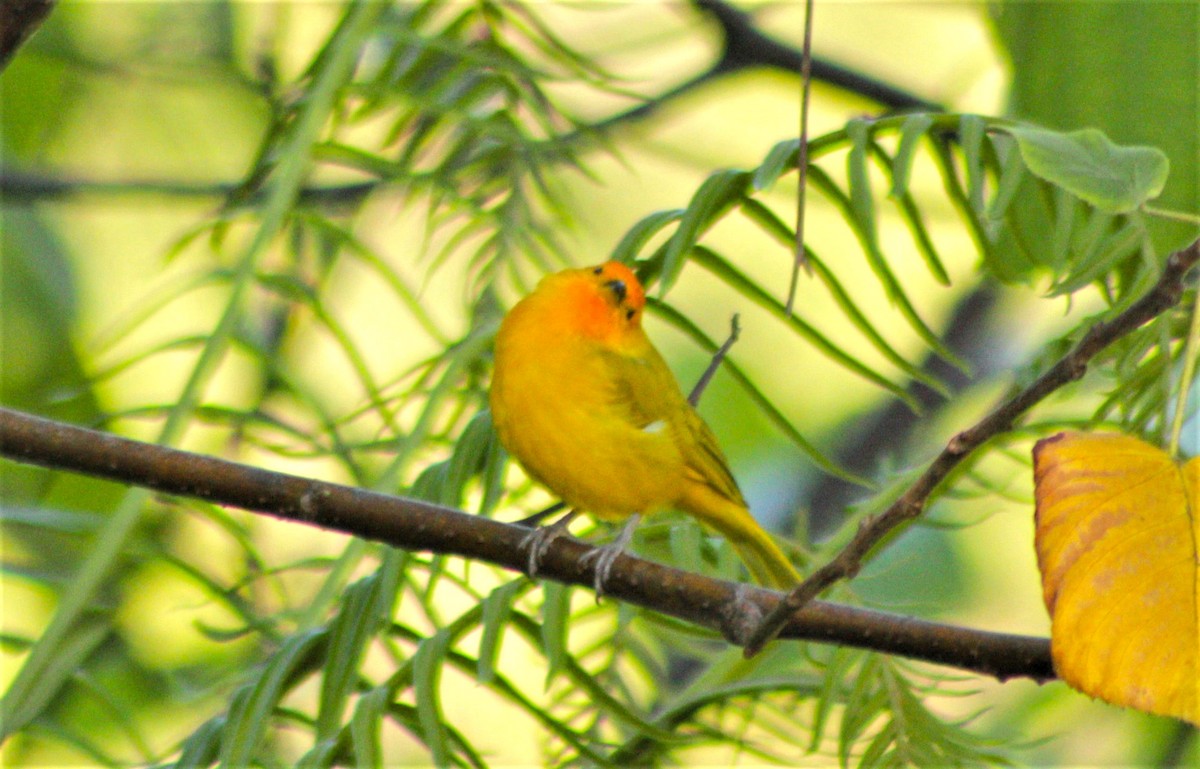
xmin=592 ymin=267 xmax=603 ymax=275
xmin=625 ymin=309 xmax=636 ymax=320
xmin=605 ymin=278 xmax=627 ymax=303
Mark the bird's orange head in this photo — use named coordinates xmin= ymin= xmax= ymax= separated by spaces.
xmin=533 ymin=261 xmax=647 ymax=344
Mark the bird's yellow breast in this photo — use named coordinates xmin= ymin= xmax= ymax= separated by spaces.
xmin=490 ymin=287 xmax=686 ymax=520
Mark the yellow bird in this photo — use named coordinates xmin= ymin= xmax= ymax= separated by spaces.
xmin=489 ymin=261 xmax=799 ymax=590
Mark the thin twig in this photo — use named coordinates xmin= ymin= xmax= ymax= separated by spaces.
xmin=786 ymin=0 xmax=815 ymax=315
xmin=1168 ymin=275 xmax=1200 ymax=456
xmin=0 ymin=406 xmax=1052 ymax=681
xmin=743 ymin=239 xmax=1200 ymax=656
xmin=688 ymin=314 xmax=740 ymax=406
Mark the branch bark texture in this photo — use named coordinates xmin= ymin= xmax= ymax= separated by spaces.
xmin=0 ymin=406 xmax=1052 ymax=682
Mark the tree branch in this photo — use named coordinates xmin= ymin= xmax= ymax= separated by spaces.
xmin=0 ymin=406 xmax=1052 ymax=683
xmin=577 ymin=0 xmax=939 ymax=139
xmin=694 ymin=0 xmax=939 ymax=111
xmin=808 ymin=283 xmax=1001 ymax=538
xmin=0 ymin=0 xmax=54 ymax=72
xmin=744 ymin=239 xmax=1200 ymax=655
xmin=0 ymin=169 xmax=376 ymax=209
xmin=0 ymin=0 xmax=938 ymax=206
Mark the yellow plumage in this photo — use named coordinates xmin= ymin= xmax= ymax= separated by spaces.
xmin=490 ymin=261 xmax=799 ymax=589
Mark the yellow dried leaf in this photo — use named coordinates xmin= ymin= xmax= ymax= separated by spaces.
xmin=1033 ymin=431 xmax=1199 ymax=726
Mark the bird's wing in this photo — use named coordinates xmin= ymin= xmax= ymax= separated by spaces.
xmin=678 ymin=406 xmax=746 ymax=507
xmin=602 ymin=343 xmax=747 ymax=507
xmin=600 ymin=343 xmax=678 ymax=428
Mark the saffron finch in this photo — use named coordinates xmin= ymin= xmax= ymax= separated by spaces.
xmin=490 ymin=261 xmax=800 ymax=589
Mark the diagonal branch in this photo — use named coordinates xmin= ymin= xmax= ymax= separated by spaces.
xmin=0 ymin=0 xmax=54 ymax=71
xmin=0 ymin=0 xmax=937 ymax=207
xmin=743 ymin=239 xmax=1200 ymax=655
xmin=694 ymin=0 xmax=938 ymax=111
xmin=0 ymin=406 xmax=1051 ymax=682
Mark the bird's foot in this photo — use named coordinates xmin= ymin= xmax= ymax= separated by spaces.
xmin=578 ymin=515 xmax=640 ymax=600
xmin=519 ymin=509 xmax=580 ymax=578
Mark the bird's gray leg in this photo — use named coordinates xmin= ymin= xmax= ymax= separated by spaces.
xmin=579 ymin=514 xmax=641 ymax=599
xmin=520 ymin=508 xmax=581 ymax=577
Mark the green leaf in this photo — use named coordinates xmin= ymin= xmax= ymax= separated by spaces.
xmin=0 ymin=504 xmax=102 ymax=533
xmin=806 ymin=166 xmax=967 ymax=371
xmin=70 ymin=667 xmax=152 ymax=758
xmin=1050 ymin=186 xmax=1080 ymax=272
xmin=846 ymin=118 xmax=876 ymax=245
xmin=647 ymin=296 xmax=872 ymax=488
xmin=959 ymin=114 xmax=987 ymax=216
xmin=175 ymin=715 xmax=225 ymax=769
xmin=609 ymin=208 xmax=685 ymax=266
xmin=860 ymin=719 xmax=898 ymax=768
xmin=412 ymin=630 xmax=451 ymax=767
xmin=1051 ymin=216 xmax=1145 ymax=295
xmin=411 ymin=461 xmax=451 ymax=503
xmin=863 ymin=137 xmax=951 ymax=287
xmin=314 ymin=140 xmax=404 ymax=178
xmin=540 ymin=580 xmax=572 ymax=685
xmin=507 ymin=613 xmax=690 ymax=747
xmin=735 ymin=202 xmax=947 ymax=390
xmin=893 ymin=191 xmax=951 ymax=287
xmin=477 ymin=412 xmax=509 ymax=517
xmin=477 ymin=579 xmax=525 ymax=684
xmin=0 ymin=619 xmax=108 ymax=741
xmin=349 ymin=686 xmax=391 ymax=769
xmin=986 ymin=136 xmax=1026 ymax=224
xmin=991 ymin=1 xmax=1197 ymax=252
xmin=688 ymin=248 xmax=918 ymax=406
xmin=1 ymin=209 xmax=88 ymax=403
xmin=890 ymin=113 xmax=934 ymax=197
xmin=316 ymin=560 xmax=398 ymax=741
xmin=753 ymin=138 xmax=800 ymax=191
xmin=220 ymin=629 xmax=328 ymax=767
xmin=443 ymin=410 xmax=496 ymax=508
xmin=839 ymin=656 xmax=885 ymax=765
xmin=808 ymin=647 xmax=857 ymax=753
xmin=660 ymin=169 xmax=751 ymax=295
xmin=0 ymin=498 xmax=144 ymax=743
xmin=299 ymin=213 xmax=448 ymax=343
xmin=1003 ymin=125 xmax=1169 ymax=213
xmin=928 ymin=135 xmax=995 ymax=271
xmin=1068 ymin=206 xmax=1118 ymax=274
xmin=297 ymin=738 xmax=340 ymax=769
xmin=1 ymin=5 xmax=387 ymax=743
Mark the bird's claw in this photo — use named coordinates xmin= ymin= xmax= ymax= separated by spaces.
xmin=519 ymin=509 xmax=579 ymax=579
xmin=579 ymin=514 xmax=640 ymax=601
xmin=519 ymin=511 xmax=640 ymax=601
xmin=578 ymin=545 xmax=623 ymax=599
xmin=520 ymin=525 xmax=560 ymax=578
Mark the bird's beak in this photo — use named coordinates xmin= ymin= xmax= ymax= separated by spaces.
xmin=604 ymin=279 xmax=627 ymax=303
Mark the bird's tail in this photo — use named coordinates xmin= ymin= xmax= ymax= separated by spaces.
xmin=681 ymin=489 xmax=801 ymax=589
xmin=725 ymin=526 xmax=802 ymax=590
